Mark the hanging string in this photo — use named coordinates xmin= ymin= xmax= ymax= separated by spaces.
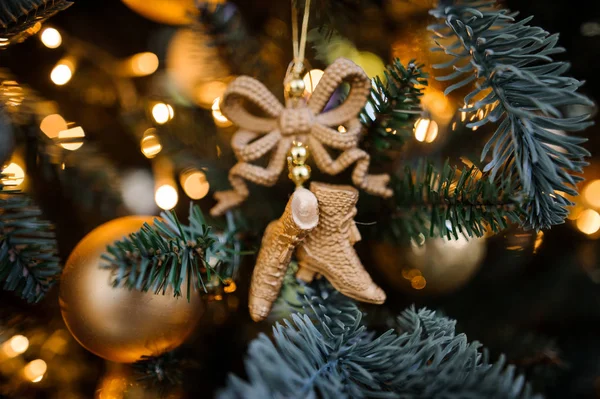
xmin=291 ymin=0 xmax=312 ymax=76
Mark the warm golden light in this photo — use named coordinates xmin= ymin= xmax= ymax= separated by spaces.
xmin=411 ymin=275 xmax=427 ymax=290
xmin=576 ymin=209 xmax=600 ymax=235
xmin=223 ymin=279 xmax=237 ymax=294
xmin=2 ymin=162 xmax=25 ymax=186
xmin=23 ymin=359 xmax=47 ymax=382
xmin=179 ymin=169 xmax=210 ymax=200
xmin=302 ymin=69 xmax=324 ymax=94
xmin=0 ymin=38 xmax=9 ymax=47
xmin=414 ymin=117 xmax=438 ymax=143
xmin=140 ymin=128 xmax=162 ymax=158
xmin=155 ymin=184 xmax=178 ymax=210
xmin=2 ymin=335 xmax=29 ymax=357
xmin=152 ymin=103 xmax=174 ymax=124
xmin=40 ymin=114 xmax=68 ymax=139
xmin=51 ymin=59 xmax=75 ymax=86
xmin=40 ymin=27 xmax=62 ymax=48
xmin=58 ymin=126 xmax=85 ymax=151
xmin=195 ymin=81 xmax=228 ymax=109
xmin=211 ymin=97 xmax=232 ymax=127
xmin=583 ymin=180 xmax=600 ymax=208
xmin=337 ymin=125 xmax=347 ymax=133
xmin=129 ymin=52 xmax=159 ymax=76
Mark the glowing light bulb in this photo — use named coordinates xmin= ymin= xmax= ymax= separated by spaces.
xmin=2 ymin=162 xmax=25 ymax=186
xmin=2 ymin=335 xmax=29 ymax=357
xmin=51 ymin=59 xmax=75 ymax=86
xmin=129 ymin=52 xmax=159 ymax=76
xmin=23 ymin=359 xmax=47 ymax=382
xmin=152 ymin=103 xmax=174 ymax=124
xmin=155 ymin=184 xmax=178 ymax=210
xmin=302 ymin=69 xmax=324 ymax=94
xmin=58 ymin=126 xmax=85 ymax=151
xmin=414 ymin=118 xmax=438 ymax=143
xmin=583 ymin=180 xmax=600 ymax=208
xmin=140 ymin=128 xmax=162 ymax=158
xmin=40 ymin=27 xmax=62 ymax=48
xmin=576 ymin=209 xmax=600 ymax=235
xmin=211 ymin=97 xmax=232 ymax=127
xmin=180 ymin=169 xmax=210 ymax=200
xmin=40 ymin=114 xmax=68 ymax=139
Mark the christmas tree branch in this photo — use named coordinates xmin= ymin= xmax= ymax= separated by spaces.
xmin=0 ymin=187 xmax=61 ymax=303
xmin=220 ymin=281 xmax=540 ymax=398
xmin=102 ymin=204 xmax=235 ymax=300
xmin=429 ymin=0 xmax=593 ymax=230
xmin=387 ymin=161 xmax=524 ymax=243
xmin=0 ymin=0 xmax=73 ymax=46
xmin=360 ymin=59 xmax=427 ymax=160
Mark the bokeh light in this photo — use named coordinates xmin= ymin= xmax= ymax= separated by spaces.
xmin=179 ymin=169 xmax=210 ymax=200
xmin=129 ymin=52 xmax=159 ymax=76
xmin=414 ymin=117 xmax=438 ymax=143
xmin=40 ymin=27 xmax=62 ymax=48
xmin=58 ymin=126 xmax=85 ymax=151
xmin=152 ymin=103 xmax=174 ymax=124
xmin=302 ymin=69 xmax=324 ymax=94
xmin=51 ymin=59 xmax=75 ymax=85
xmin=121 ymin=169 xmax=157 ymax=214
xmin=140 ymin=128 xmax=162 ymax=158
xmin=2 ymin=162 xmax=25 ymax=186
xmin=1 ymin=335 xmax=29 ymax=358
xmin=576 ymin=209 xmax=600 ymax=235
xmin=211 ymin=97 xmax=232 ymax=127
xmin=23 ymin=359 xmax=47 ymax=382
xmin=155 ymin=184 xmax=178 ymax=210
xmin=40 ymin=114 xmax=68 ymax=139
xmin=583 ymin=180 xmax=600 ymax=208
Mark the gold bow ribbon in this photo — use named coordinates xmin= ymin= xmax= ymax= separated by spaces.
xmin=210 ymin=58 xmax=392 ymax=217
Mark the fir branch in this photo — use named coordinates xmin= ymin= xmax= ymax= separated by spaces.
xmin=360 ymin=59 xmax=428 ymax=160
xmin=429 ymin=0 xmax=594 ymax=230
xmin=388 ymin=161 xmax=524 ymax=243
xmin=0 ymin=189 xmax=61 ymax=303
xmin=220 ymin=284 xmax=540 ymax=398
xmin=133 ymin=352 xmax=184 ymax=388
xmin=0 ymin=0 xmax=73 ymax=45
xmin=102 ymin=204 xmax=233 ymax=300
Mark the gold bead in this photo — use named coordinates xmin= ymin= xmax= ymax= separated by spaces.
xmin=291 ymin=165 xmax=310 ymax=184
xmin=289 ymin=145 xmax=308 ymax=164
xmin=287 ymin=78 xmax=306 ymax=97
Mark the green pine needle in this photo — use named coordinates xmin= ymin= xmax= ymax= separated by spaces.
xmin=388 ymin=161 xmax=524 ymax=243
xmin=360 ymin=58 xmax=428 ymax=160
xmin=0 ymin=0 xmax=73 ymax=42
xmin=102 ymin=204 xmax=234 ymax=300
xmin=0 ymin=189 xmax=61 ymax=303
xmin=429 ymin=0 xmax=593 ymax=230
xmin=220 ymin=282 xmax=540 ymax=398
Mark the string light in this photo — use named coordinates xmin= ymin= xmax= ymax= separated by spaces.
xmin=40 ymin=114 xmax=68 ymax=139
xmin=302 ymin=69 xmax=324 ymax=94
xmin=179 ymin=168 xmax=210 ymax=200
xmin=58 ymin=126 xmax=85 ymax=151
xmin=1 ymin=162 xmax=25 ymax=186
xmin=40 ymin=27 xmax=62 ymax=48
xmin=1 ymin=335 xmax=29 ymax=358
xmin=576 ymin=209 xmax=600 ymax=235
xmin=337 ymin=126 xmax=347 ymax=133
xmin=155 ymin=184 xmax=178 ymax=210
xmin=583 ymin=180 xmax=600 ymax=208
xmin=23 ymin=359 xmax=47 ymax=382
xmin=128 ymin=52 xmax=159 ymax=76
xmin=51 ymin=58 xmax=76 ymax=86
xmin=211 ymin=97 xmax=232 ymax=127
xmin=414 ymin=117 xmax=438 ymax=143
xmin=151 ymin=103 xmax=174 ymax=124
xmin=140 ymin=128 xmax=162 ymax=158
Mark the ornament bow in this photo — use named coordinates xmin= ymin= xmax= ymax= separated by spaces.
xmin=210 ymin=58 xmax=392 ymax=216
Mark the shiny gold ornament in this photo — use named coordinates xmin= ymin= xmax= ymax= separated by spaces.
xmin=121 ymin=0 xmax=196 ymax=25
xmin=59 ymin=216 xmax=204 ymax=363
xmin=287 ymin=142 xmax=311 ymax=187
xmin=291 ymin=165 xmax=310 ymax=185
xmin=289 ymin=144 xmax=308 ymax=164
xmin=371 ymin=236 xmax=486 ymax=296
xmin=286 ymin=78 xmax=306 ymax=98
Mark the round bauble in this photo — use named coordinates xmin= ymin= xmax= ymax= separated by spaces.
xmin=371 ymin=236 xmax=486 ymax=296
xmin=121 ymin=0 xmax=196 ymax=25
xmin=59 ymin=216 xmax=204 ymax=363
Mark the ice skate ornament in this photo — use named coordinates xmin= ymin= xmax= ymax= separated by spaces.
xmin=210 ymin=57 xmax=393 ymax=217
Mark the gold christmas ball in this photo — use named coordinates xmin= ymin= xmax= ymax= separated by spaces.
xmin=59 ymin=216 xmax=204 ymax=363
xmin=287 ymin=78 xmax=306 ymax=97
xmin=289 ymin=145 xmax=308 ymax=164
xmin=121 ymin=0 xmax=196 ymax=25
xmin=371 ymin=236 xmax=486 ymax=296
xmin=291 ymin=165 xmax=311 ymax=183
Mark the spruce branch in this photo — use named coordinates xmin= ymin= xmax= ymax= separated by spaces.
xmin=429 ymin=0 xmax=594 ymax=230
xmin=388 ymin=161 xmax=524 ymax=242
xmin=220 ymin=282 xmax=540 ymax=398
xmin=133 ymin=352 xmax=184 ymax=388
xmin=0 ymin=0 xmax=73 ymax=45
xmin=102 ymin=204 xmax=234 ymax=300
xmin=0 ymin=189 xmax=61 ymax=303
xmin=360 ymin=59 xmax=428 ymax=160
